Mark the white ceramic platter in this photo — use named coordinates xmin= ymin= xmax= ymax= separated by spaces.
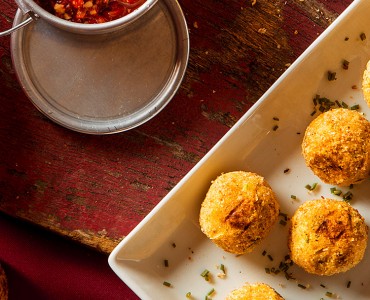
xmin=109 ymin=0 xmax=370 ymax=299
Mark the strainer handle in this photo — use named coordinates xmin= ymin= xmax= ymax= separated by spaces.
xmin=0 ymin=11 xmax=38 ymax=37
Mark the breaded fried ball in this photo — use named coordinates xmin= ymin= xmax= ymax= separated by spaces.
xmin=362 ymin=60 xmax=370 ymax=107
xmin=302 ymin=108 xmax=370 ymax=186
xmin=226 ymin=282 xmax=285 ymax=300
xmin=289 ymin=199 xmax=368 ymax=276
xmin=199 ymin=171 xmax=279 ymax=254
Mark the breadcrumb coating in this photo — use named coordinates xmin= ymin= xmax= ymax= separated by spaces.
xmin=362 ymin=60 xmax=370 ymax=107
xmin=226 ymin=282 xmax=285 ymax=300
xmin=302 ymin=108 xmax=370 ymax=186
xmin=199 ymin=171 xmax=279 ymax=255
xmin=288 ymin=199 xmax=368 ymax=276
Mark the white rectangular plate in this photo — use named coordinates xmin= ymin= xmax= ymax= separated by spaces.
xmin=109 ymin=1 xmax=370 ymax=299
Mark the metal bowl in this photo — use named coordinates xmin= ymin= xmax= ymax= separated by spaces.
xmin=2 ymin=0 xmax=157 ymax=36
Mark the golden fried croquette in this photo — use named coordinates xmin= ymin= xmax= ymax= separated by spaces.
xmin=302 ymin=108 xmax=370 ymax=186
xmin=362 ymin=60 xmax=370 ymax=107
xmin=288 ymin=199 xmax=368 ymax=276
xmin=199 ymin=171 xmax=280 ymax=255
xmin=226 ymin=282 xmax=285 ymax=300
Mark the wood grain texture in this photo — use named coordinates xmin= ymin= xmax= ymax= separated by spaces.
xmin=0 ymin=264 xmax=8 ymax=300
xmin=0 ymin=0 xmax=353 ymax=253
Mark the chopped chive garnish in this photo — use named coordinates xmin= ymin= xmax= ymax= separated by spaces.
xmin=325 ymin=291 xmax=334 ymax=297
xmin=341 ymin=101 xmax=348 ymax=108
xmin=186 ymin=292 xmax=192 ymax=298
xmin=330 ymin=187 xmax=342 ymax=196
xmin=298 ymin=283 xmax=307 ymax=289
xmin=285 ymin=272 xmax=293 ymax=280
xmin=262 ymin=250 xmax=267 ymax=256
xmin=320 ymin=284 xmax=326 ymax=288
xmin=171 ymin=242 xmax=176 ymax=248
xmin=313 ymin=95 xmax=318 ymax=106
xmin=220 ymin=264 xmax=225 ymax=273
xmin=305 ymin=183 xmax=318 ymax=191
xmin=350 ymin=104 xmax=360 ymax=110
xmin=360 ymin=32 xmax=366 ymax=41
xmin=201 ymin=269 xmax=210 ymax=281
xmin=284 ymin=168 xmax=290 ymax=173
xmin=310 ymin=110 xmax=317 ymax=116
xmin=273 ymin=117 xmax=280 ymax=121
xmin=349 ymin=184 xmax=354 ymax=189
xmin=164 ymin=259 xmax=169 ymax=267
xmin=347 ymin=281 xmax=352 ymax=288
xmin=207 ymin=288 xmax=215 ymax=296
xmin=279 ymin=219 xmax=287 ymax=226
xmin=279 ymin=212 xmax=288 ymax=220
xmin=327 ymin=71 xmax=337 ymax=81
xmin=272 ymin=125 xmax=279 ymax=131
xmin=342 ymin=59 xmax=350 ymax=70
xmin=290 ymin=195 xmax=297 ymax=199
xmin=267 ymin=254 xmax=273 ymax=261
xmin=265 ymin=267 xmax=271 ymax=274
xmin=163 ymin=281 xmax=171 ymax=287
xmin=343 ymin=191 xmax=353 ymax=201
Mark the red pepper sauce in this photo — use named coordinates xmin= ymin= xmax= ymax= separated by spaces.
xmin=34 ymin=0 xmax=145 ymax=23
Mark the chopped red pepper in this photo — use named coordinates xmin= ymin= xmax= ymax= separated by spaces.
xmin=35 ymin=0 xmax=145 ymax=23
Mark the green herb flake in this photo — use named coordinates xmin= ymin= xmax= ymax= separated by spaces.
xmin=279 ymin=219 xmax=287 ymax=226
xmin=325 ymin=291 xmax=334 ymax=297
xmin=360 ymin=32 xmax=367 ymax=41
xmin=330 ymin=187 xmax=342 ymax=196
xmin=163 ymin=281 xmax=172 ymax=287
xmin=279 ymin=212 xmax=288 ymax=220
xmin=290 ymin=195 xmax=297 ymax=199
xmin=343 ymin=191 xmax=353 ymax=202
xmin=201 ymin=269 xmax=210 ymax=281
xmin=347 ymin=281 xmax=352 ymax=288
xmin=350 ymin=104 xmax=360 ymax=110
xmin=267 ymin=254 xmax=274 ymax=261
xmin=341 ymin=101 xmax=349 ymax=108
xmin=186 ymin=292 xmax=192 ymax=298
xmin=327 ymin=71 xmax=337 ymax=81
xmin=207 ymin=288 xmax=215 ymax=296
xmin=305 ymin=182 xmax=318 ymax=191
xmin=297 ymin=283 xmax=307 ymax=289
xmin=164 ymin=259 xmax=169 ymax=267
xmin=272 ymin=125 xmax=279 ymax=131
xmin=342 ymin=59 xmax=350 ymax=70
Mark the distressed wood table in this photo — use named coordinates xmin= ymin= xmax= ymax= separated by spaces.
xmin=0 ymin=0 xmax=352 ymax=254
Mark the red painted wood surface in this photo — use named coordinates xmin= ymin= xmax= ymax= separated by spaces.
xmin=0 ymin=0 xmax=353 ymax=253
